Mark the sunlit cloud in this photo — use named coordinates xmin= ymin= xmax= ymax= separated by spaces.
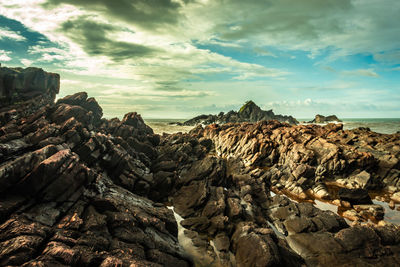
xmin=0 ymin=50 xmax=12 ymax=61
xmin=0 ymin=27 xmax=26 ymax=41
xmin=20 ymin=59 xmax=33 ymax=66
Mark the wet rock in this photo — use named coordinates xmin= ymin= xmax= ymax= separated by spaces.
xmin=180 ymin=216 xmax=210 ymax=232
xmin=338 ymin=188 xmax=372 ymax=205
xmin=353 ymin=204 xmax=385 ymax=221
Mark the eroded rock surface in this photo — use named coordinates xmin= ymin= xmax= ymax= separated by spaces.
xmin=1 ymin=66 xmax=400 ymax=267
xmin=194 ymin=121 xmax=400 ymax=201
xmin=0 ymin=67 xmax=190 ymax=266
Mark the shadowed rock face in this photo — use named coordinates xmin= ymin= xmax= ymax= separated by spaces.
xmin=178 ymin=100 xmax=298 ymax=126
xmin=0 ymin=66 xmax=189 ymax=266
xmin=1 ymin=66 xmax=400 ymax=266
xmin=0 ymin=67 xmax=59 ymax=106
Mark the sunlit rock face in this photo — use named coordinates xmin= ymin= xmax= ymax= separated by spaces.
xmin=0 ymin=66 xmax=400 ymax=267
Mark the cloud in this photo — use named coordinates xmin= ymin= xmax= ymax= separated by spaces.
xmin=28 ymin=45 xmax=69 ymax=62
xmin=184 ymin=0 xmax=400 ymax=63
xmin=59 ymin=16 xmax=159 ymax=62
xmin=253 ymin=47 xmax=277 ymax=57
xmin=0 ymin=50 xmax=12 ymax=61
xmin=43 ymin=0 xmax=188 ymax=30
xmin=323 ymin=66 xmax=379 ymax=77
xmin=322 ymin=66 xmax=337 ymax=73
xmin=374 ymin=50 xmax=400 ymax=64
xmin=20 ymin=59 xmax=33 ymax=66
xmin=0 ymin=27 xmax=26 ymax=41
xmin=341 ymin=68 xmax=379 ymax=77
xmin=0 ymin=0 xmax=399 ymax=118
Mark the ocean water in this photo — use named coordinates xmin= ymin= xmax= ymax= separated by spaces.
xmin=299 ymin=118 xmax=400 ymax=135
xmin=144 ymin=118 xmax=194 ymax=134
xmin=145 ymin=118 xmax=400 ymax=135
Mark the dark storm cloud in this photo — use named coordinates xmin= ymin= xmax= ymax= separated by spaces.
xmin=60 ymin=16 xmax=158 ymax=61
xmin=44 ymin=0 xmax=192 ymax=30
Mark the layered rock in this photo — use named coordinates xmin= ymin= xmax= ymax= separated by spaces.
xmin=0 ymin=66 xmax=190 ymax=266
xmin=269 ymin=195 xmax=400 ymax=266
xmin=194 ymin=121 xmax=400 ymax=198
xmin=308 ymin=114 xmax=342 ymax=123
xmin=178 ymin=100 xmax=298 ymax=126
xmin=158 ymin=127 xmax=400 ymax=266
xmin=1 ymin=66 xmax=400 ymax=267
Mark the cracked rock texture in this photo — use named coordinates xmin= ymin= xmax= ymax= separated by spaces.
xmin=1 ymin=66 xmax=400 ymax=267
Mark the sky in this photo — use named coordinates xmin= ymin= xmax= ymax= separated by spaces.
xmin=0 ymin=0 xmax=399 ymax=119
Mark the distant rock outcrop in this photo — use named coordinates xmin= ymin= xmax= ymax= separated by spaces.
xmin=309 ymin=114 xmax=342 ymax=123
xmin=178 ymin=100 xmax=298 ymax=126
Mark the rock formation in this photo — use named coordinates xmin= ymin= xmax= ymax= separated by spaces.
xmin=0 ymin=66 xmax=59 ymax=106
xmin=177 ymin=100 xmax=298 ymax=126
xmin=0 ymin=67 xmax=190 ymax=266
xmin=1 ymin=66 xmax=400 ymax=266
xmin=308 ymin=114 xmax=342 ymax=123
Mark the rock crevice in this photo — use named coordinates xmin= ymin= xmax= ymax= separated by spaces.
xmin=1 ymin=66 xmax=399 ymax=266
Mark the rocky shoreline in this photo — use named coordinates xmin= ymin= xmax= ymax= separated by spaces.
xmin=1 ymin=67 xmax=399 ymax=266
xmin=175 ymin=100 xmax=298 ymax=126
xmin=307 ymin=114 xmax=342 ymax=124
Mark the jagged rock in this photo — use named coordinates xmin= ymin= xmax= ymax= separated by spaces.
xmin=0 ymin=66 xmax=192 ymax=266
xmin=1 ymin=65 xmax=400 ymax=267
xmin=57 ymin=92 xmax=103 ymax=124
xmin=173 ymin=180 xmax=208 ymax=217
xmin=177 ymin=100 xmax=298 ymax=126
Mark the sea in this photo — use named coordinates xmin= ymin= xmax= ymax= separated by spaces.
xmin=144 ymin=118 xmax=400 ymax=135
